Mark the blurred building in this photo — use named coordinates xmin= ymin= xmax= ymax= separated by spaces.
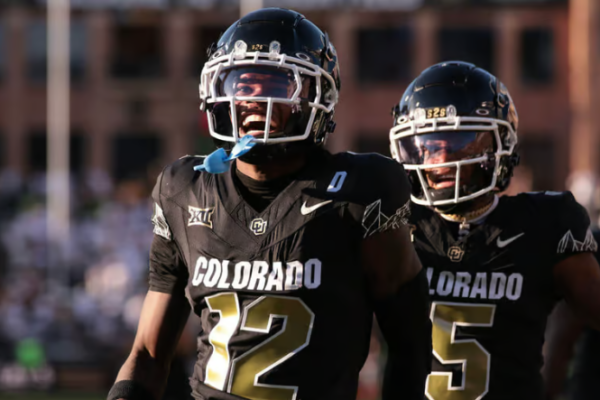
xmin=0 ymin=0 xmax=587 ymax=191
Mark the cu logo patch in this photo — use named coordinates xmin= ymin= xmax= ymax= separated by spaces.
xmin=447 ymin=246 xmax=465 ymax=262
xmin=250 ymin=218 xmax=268 ymax=236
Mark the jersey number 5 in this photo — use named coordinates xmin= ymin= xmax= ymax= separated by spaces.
xmin=426 ymin=302 xmax=496 ymax=400
xmin=205 ymin=293 xmax=314 ymax=400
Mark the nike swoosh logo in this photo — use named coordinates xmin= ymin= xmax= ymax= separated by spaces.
xmin=496 ymin=233 xmax=525 ymax=248
xmin=301 ymin=200 xmax=333 ymax=215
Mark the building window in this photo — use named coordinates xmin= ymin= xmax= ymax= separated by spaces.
xmin=438 ymin=28 xmax=494 ymax=73
xmin=26 ymin=19 xmax=87 ymax=83
xmin=112 ymin=134 xmax=161 ymax=182
xmin=0 ymin=133 xmax=4 ymax=168
xmin=0 ymin=23 xmax=5 ymax=81
xmin=26 ymin=21 xmax=46 ymax=82
xmin=26 ymin=130 xmax=86 ymax=173
xmin=357 ymin=27 xmax=413 ymax=84
xmin=520 ymin=28 xmax=554 ymax=85
xmin=192 ymin=26 xmax=228 ymax=76
xmin=517 ymin=138 xmax=555 ymax=190
xmin=428 ymin=0 xmax=567 ymax=5
xmin=70 ymin=21 xmax=87 ymax=82
xmin=111 ymin=25 xmax=163 ymax=79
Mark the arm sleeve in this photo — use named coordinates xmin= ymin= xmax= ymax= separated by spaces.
xmin=548 ymin=192 xmax=598 ymax=264
xmin=378 ymin=268 xmax=432 ymax=400
xmin=355 ymin=157 xmax=429 ymax=398
xmin=353 ymin=156 xmax=413 ymax=239
xmin=149 ymin=171 xmax=189 ymax=294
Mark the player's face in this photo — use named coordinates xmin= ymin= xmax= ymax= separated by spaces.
xmin=400 ymin=131 xmax=495 ymax=190
xmin=217 ymin=66 xmax=311 ymax=138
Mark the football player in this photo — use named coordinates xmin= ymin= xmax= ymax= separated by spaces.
xmin=387 ymin=61 xmax=600 ymax=400
xmin=107 ymin=8 xmax=431 ymax=400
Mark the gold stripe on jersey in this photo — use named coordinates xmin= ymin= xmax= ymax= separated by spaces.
xmin=205 ymin=293 xmax=241 ymax=390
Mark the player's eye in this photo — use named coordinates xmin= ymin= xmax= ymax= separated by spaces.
xmin=235 ymin=84 xmax=253 ymax=96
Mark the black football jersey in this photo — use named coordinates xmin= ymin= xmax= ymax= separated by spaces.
xmin=149 ymin=150 xmax=412 ymax=400
xmin=410 ymin=191 xmax=598 ymax=400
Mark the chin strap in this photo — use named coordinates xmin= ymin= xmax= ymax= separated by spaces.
xmin=193 ymin=135 xmax=256 ymax=174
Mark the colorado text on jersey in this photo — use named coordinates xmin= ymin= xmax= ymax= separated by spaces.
xmin=191 ymin=257 xmax=321 ymax=291
xmin=426 ymin=268 xmax=523 ymax=301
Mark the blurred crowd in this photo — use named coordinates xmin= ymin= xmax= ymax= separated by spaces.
xmin=0 ymin=167 xmax=160 ymax=392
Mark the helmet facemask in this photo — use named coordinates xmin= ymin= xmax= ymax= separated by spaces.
xmin=199 ymin=41 xmax=338 ymax=149
xmin=390 ymin=109 xmax=517 ymax=207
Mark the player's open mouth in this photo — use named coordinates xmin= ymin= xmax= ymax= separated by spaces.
xmin=428 ymin=174 xmax=456 ymax=189
xmin=240 ymin=113 xmax=282 ymax=138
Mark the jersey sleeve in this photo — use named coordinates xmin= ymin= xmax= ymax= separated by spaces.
xmin=149 ymin=170 xmax=189 ymax=294
xmin=545 ymin=192 xmax=598 ymax=264
xmin=351 ymin=154 xmax=412 ymax=239
xmin=594 ymin=229 xmax=600 ymax=264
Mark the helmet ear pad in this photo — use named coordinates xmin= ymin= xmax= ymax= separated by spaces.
xmin=211 ymin=102 xmax=234 ymax=139
xmin=496 ymin=152 xmax=520 ymax=192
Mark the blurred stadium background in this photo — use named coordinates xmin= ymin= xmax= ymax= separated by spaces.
xmin=0 ymin=0 xmax=598 ymax=399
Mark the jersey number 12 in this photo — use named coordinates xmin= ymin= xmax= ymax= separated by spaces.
xmin=204 ymin=293 xmax=314 ymax=400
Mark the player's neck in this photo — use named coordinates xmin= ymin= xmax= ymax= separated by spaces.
xmin=235 ymin=154 xmax=307 ymax=181
xmin=439 ymin=194 xmax=498 ymax=223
